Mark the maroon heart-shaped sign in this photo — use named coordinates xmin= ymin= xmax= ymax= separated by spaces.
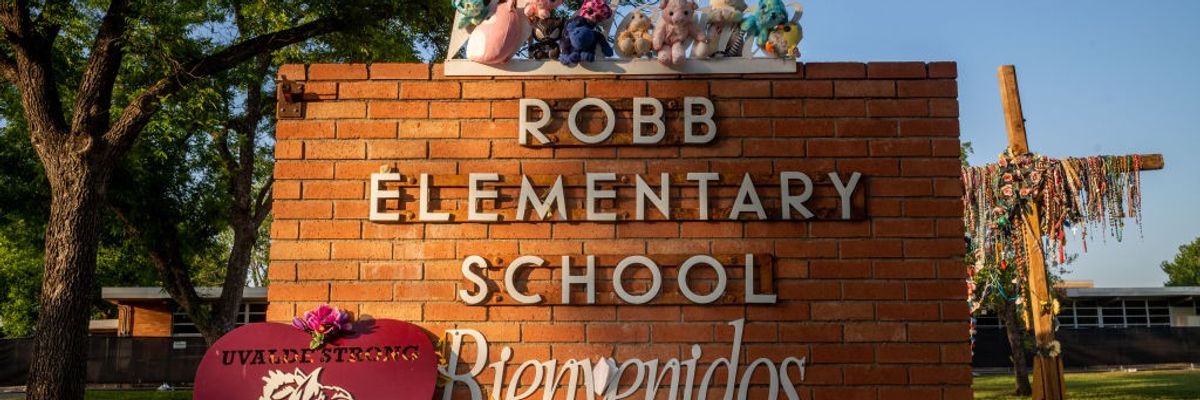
xmin=194 ymin=319 xmax=437 ymax=400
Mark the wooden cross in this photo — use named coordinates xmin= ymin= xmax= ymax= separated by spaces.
xmin=995 ymin=65 xmax=1165 ymax=400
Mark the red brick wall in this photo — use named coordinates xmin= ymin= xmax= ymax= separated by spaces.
xmin=269 ymin=62 xmax=970 ymax=399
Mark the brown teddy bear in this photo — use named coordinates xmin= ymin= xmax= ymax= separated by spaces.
xmin=616 ymin=12 xmax=654 ymax=58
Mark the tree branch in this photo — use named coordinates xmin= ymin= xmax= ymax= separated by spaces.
xmin=237 ymin=55 xmax=270 ymax=178
xmin=1 ymin=0 xmax=69 ymax=138
xmin=70 ymin=0 xmax=130 ymax=137
xmin=211 ymin=130 xmax=239 ymax=178
xmin=253 ymin=177 xmax=273 ymax=225
xmin=102 ymin=15 xmax=352 ymax=157
xmin=109 ymin=202 xmax=213 ymax=339
xmin=0 ymin=1 xmax=29 ymax=35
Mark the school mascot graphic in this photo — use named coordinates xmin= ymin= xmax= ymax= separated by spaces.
xmin=259 ymin=367 xmax=354 ymax=400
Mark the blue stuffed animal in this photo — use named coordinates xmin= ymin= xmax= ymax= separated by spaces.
xmin=454 ymin=0 xmax=487 ymax=29
xmin=740 ymin=0 xmax=788 ymax=50
xmin=558 ymin=16 xmax=614 ymax=65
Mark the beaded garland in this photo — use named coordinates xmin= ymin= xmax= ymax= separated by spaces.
xmin=963 ymin=149 xmax=1144 ymax=333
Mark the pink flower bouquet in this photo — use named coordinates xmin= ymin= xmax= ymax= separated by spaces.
xmin=292 ymin=304 xmax=354 ymax=349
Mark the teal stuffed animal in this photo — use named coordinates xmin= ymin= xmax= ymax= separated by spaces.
xmin=740 ymin=0 xmax=788 ymax=50
xmin=454 ymin=0 xmax=487 ymax=29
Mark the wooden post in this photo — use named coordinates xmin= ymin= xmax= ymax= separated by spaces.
xmin=997 ymin=65 xmax=1066 ymax=400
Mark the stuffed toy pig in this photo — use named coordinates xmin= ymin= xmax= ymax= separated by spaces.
xmin=466 ymin=0 xmax=531 ymax=64
xmin=653 ymin=0 xmax=706 ymax=66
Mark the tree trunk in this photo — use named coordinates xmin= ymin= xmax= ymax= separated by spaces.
xmin=203 ymin=52 xmax=272 ymax=345
xmin=26 ymin=153 xmax=110 ymax=400
xmin=205 ymin=223 xmax=258 ymax=344
xmin=1001 ymin=300 xmax=1033 ymax=396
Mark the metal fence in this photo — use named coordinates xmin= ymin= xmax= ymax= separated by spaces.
xmin=974 ymin=327 xmax=1200 ymax=369
xmin=0 ymin=336 xmax=207 ymax=386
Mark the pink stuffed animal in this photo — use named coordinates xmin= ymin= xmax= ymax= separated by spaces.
xmin=524 ymin=0 xmax=563 ymax=20
xmin=652 ymin=0 xmax=706 ymax=66
xmin=578 ymin=0 xmax=613 ymax=23
xmin=466 ymin=0 xmax=531 ymax=65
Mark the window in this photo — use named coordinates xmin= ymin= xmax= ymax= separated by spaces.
xmin=1071 ymin=301 xmax=1100 ymax=328
xmin=1057 ymin=299 xmax=1173 ymax=329
xmin=1147 ymin=300 xmax=1171 ymax=327
xmin=972 ymin=298 xmax=1179 ymax=330
xmin=171 ymin=302 xmax=268 ymax=336
xmin=1057 ymin=302 xmax=1076 ymax=327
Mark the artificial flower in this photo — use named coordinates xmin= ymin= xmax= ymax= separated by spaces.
xmin=292 ymin=304 xmax=354 ymax=349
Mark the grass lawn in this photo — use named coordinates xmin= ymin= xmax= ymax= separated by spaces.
xmin=84 ymin=390 xmax=192 ymax=400
xmin=974 ymin=370 xmax=1200 ymax=400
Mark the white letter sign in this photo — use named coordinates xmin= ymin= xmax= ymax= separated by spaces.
xmin=369 ymin=172 xmax=401 ymax=222
xmin=519 ymin=98 xmax=551 ymax=145
xmin=632 ymin=97 xmax=666 ymax=144
xmin=467 ymin=173 xmax=500 ymax=222
xmin=683 ymin=97 xmax=717 ymax=144
xmin=516 ymin=175 xmax=567 ymax=221
xmin=830 ymin=171 xmax=863 ymax=220
xmin=568 ymin=98 xmax=616 ymax=144
xmin=586 ymin=173 xmax=617 ymax=221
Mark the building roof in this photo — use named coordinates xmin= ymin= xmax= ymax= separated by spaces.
xmin=101 ymin=287 xmax=268 ymax=302
xmin=1055 ymin=280 xmax=1095 ymax=289
xmin=1065 ymin=287 xmax=1200 ymax=299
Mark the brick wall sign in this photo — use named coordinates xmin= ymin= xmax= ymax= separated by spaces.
xmin=269 ymin=62 xmax=971 ymax=399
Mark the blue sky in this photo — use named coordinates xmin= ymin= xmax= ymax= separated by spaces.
xmin=793 ymin=0 xmax=1199 ymax=286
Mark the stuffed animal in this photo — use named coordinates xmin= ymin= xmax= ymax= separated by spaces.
xmin=453 ymin=0 xmax=488 ymax=29
xmin=558 ymin=0 xmax=614 ymax=65
xmin=653 ymin=0 xmax=706 ymax=66
xmin=740 ymin=0 xmax=788 ymax=50
xmin=692 ymin=0 xmax=744 ymax=58
xmin=764 ymin=22 xmax=802 ymax=58
xmin=524 ymin=0 xmax=563 ymax=20
xmin=707 ymin=0 xmax=746 ymax=33
xmin=577 ymin=0 xmax=613 ymax=24
xmin=466 ymin=0 xmax=531 ymax=64
xmin=616 ymin=12 xmax=654 ymax=58
xmin=528 ymin=17 xmax=563 ymax=60
xmin=558 ymin=16 xmax=614 ymax=64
